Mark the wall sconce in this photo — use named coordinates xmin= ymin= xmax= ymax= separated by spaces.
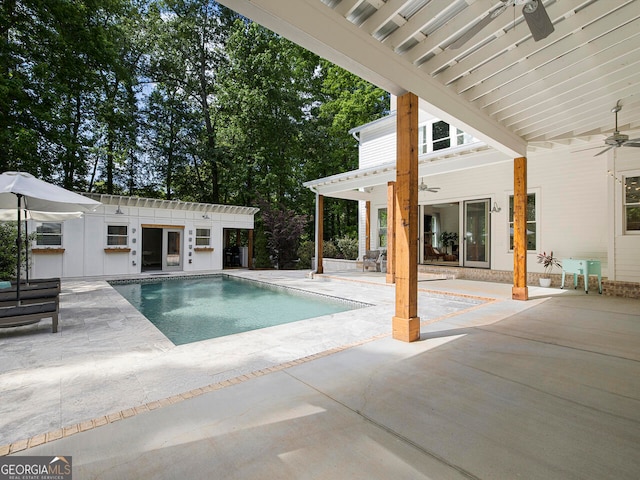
xmin=115 ymin=206 xmax=124 ymax=214
xmin=202 ymin=214 xmax=210 ymax=219
xmin=132 ymin=228 xmax=136 ymax=234
xmin=490 ymin=202 xmax=501 ymax=213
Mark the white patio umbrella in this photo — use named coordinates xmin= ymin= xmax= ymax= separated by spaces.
xmin=0 ymin=171 xmax=101 ymax=301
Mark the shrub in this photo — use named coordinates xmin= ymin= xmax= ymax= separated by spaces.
xmin=253 ymin=227 xmax=273 ymax=269
xmin=297 ymin=240 xmax=315 ymax=269
xmin=336 ymin=235 xmax=358 ymax=260
xmin=322 ymin=239 xmax=340 ymax=259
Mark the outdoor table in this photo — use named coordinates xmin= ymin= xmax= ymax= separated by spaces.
xmin=561 ymin=258 xmax=602 ymax=294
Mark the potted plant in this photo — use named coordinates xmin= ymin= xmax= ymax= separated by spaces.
xmin=536 ymin=251 xmax=561 ymax=287
xmin=439 ymin=231 xmax=459 ymax=255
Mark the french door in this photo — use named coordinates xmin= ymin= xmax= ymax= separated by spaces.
xmin=463 ymin=200 xmax=490 ymax=268
xmin=162 ymin=229 xmax=183 ymax=271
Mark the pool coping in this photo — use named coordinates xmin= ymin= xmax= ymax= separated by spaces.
xmin=1 ymin=271 xmax=497 ymax=456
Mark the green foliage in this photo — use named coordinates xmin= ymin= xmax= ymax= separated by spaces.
xmin=297 ymin=240 xmax=315 ymax=269
xmin=1 ymin=1 xmax=388 ymax=242
xmin=0 ymin=223 xmax=19 ymax=280
xmin=0 ymin=222 xmax=33 ymax=281
xmin=322 ymin=240 xmax=339 ymax=259
xmin=252 ymin=226 xmax=272 ymax=269
xmin=259 ymin=199 xmax=308 ymax=269
xmin=336 ymin=235 xmax=358 ymax=260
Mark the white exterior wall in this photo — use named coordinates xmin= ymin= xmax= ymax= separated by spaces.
xmin=29 ymin=203 xmax=255 ymax=279
xmin=358 ymin=121 xmax=396 ymax=169
xmin=611 ymin=148 xmax=640 ymax=282
xmin=357 ymin=137 xmax=616 ymax=276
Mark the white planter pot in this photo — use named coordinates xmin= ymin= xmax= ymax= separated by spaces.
xmin=539 ymin=278 xmax=552 ymax=287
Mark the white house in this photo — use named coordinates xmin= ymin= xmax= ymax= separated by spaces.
xmin=28 ymin=194 xmax=258 ymax=279
xmin=305 ymin=97 xmax=640 ymax=297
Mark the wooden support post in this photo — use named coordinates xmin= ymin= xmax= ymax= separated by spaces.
xmin=386 ymin=181 xmax=396 ymax=284
xmin=392 ymin=93 xmax=420 ymax=342
xmin=512 ymin=156 xmax=529 ymax=300
xmin=365 ymin=201 xmax=371 ymax=252
xmin=316 ymin=193 xmax=324 ymax=274
xmin=248 ymin=229 xmax=254 ymax=269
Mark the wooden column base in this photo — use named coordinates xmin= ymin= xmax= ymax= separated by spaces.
xmin=512 ymin=286 xmax=529 ymax=301
xmin=392 ymin=316 xmax=421 ymax=342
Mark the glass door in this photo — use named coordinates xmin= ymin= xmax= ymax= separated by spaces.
xmin=463 ymin=200 xmax=490 ymax=268
xmin=162 ymin=229 xmax=183 ymax=271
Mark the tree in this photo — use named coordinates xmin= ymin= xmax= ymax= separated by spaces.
xmin=258 ymin=198 xmax=308 ymax=269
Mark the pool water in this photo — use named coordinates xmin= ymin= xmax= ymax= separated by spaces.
xmin=112 ymin=276 xmax=359 ymax=345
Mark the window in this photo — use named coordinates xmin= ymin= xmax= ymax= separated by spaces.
xmin=419 ymin=125 xmax=428 ymax=154
xmin=432 ymin=120 xmax=450 ymax=151
xmin=378 ymin=208 xmax=387 ymax=248
xmin=107 ymin=225 xmax=128 ymax=246
xmin=36 ymin=222 xmax=62 ymax=246
xmin=625 ymin=175 xmax=640 ymax=232
xmin=418 ymin=121 xmax=475 ymax=154
xmin=196 ymin=228 xmax=211 ymax=246
xmin=509 ymin=194 xmax=537 ymax=250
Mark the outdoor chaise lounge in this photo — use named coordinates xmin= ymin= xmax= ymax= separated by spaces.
xmin=0 ymin=278 xmax=60 ymax=333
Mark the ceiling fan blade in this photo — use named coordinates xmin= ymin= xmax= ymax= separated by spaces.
xmin=594 ymin=146 xmax=614 ymax=157
xmin=449 ymin=2 xmax=508 ymax=50
xmin=572 ymin=145 xmax=603 ymax=153
xmin=522 ymin=0 xmax=554 ymax=42
xmin=623 ymin=138 xmax=640 ymax=147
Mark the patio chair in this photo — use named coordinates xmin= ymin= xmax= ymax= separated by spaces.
xmin=425 ymin=245 xmax=446 ymax=262
xmin=362 ymin=250 xmax=381 ymax=272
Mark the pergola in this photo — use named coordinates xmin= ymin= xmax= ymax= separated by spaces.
xmin=216 ymin=0 xmax=640 ymax=341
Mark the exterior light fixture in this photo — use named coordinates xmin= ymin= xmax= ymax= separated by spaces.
xmin=490 ymin=202 xmax=501 ymax=213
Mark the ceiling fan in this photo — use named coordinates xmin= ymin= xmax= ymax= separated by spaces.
xmin=449 ymin=0 xmax=554 ymax=50
xmin=419 ymin=179 xmax=440 ymax=193
xmin=595 ymin=102 xmax=640 ymax=156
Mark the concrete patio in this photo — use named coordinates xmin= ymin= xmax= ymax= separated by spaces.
xmin=1 ymin=270 xmax=639 ymax=479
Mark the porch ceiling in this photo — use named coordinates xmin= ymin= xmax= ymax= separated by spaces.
xmin=304 ymin=142 xmax=505 ymax=200
xmin=216 ymin=0 xmax=640 ymax=158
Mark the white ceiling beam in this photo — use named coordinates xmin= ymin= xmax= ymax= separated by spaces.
xmin=361 ymin=0 xmax=407 ymax=35
xmin=478 ymin=5 xmax=640 ymax=115
xmin=383 ymin=0 xmax=456 ymax=53
xmin=523 ymin=88 xmax=640 ymax=141
xmin=499 ymin=54 xmax=640 ymax=131
xmin=335 ymin=0 xmax=365 ymax=18
xmin=507 ymin=56 xmax=640 ymax=136
xmin=440 ymin=0 xmax=599 ymax=89
xmin=216 ymin=0 xmax=527 ymax=157
xmin=471 ymin=18 xmax=640 ymax=109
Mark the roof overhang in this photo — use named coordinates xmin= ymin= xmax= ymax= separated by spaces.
xmin=304 ymin=142 xmax=509 ymax=200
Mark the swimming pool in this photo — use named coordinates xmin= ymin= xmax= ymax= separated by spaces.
xmin=111 ymin=276 xmax=363 ymax=345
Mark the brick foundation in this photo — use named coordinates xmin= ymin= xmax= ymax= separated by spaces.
xmin=418 ymin=264 xmax=638 ymax=299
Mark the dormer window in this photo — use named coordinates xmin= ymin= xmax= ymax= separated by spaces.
xmin=419 ymin=120 xmax=474 ymax=154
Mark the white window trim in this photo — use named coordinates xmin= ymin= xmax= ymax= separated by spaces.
xmin=377 ymin=207 xmax=388 ymax=249
xmin=418 ymin=120 xmax=475 ymax=155
xmin=195 ymin=227 xmax=212 ymax=247
xmin=106 ymin=224 xmax=129 ymax=247
xmin=623 ymin=170 xmax=640 ymax=235
xmin=507 ymin=189 xmax=540 ymax=253
xmin=35 ymin=222 xmax=63 ymax=247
